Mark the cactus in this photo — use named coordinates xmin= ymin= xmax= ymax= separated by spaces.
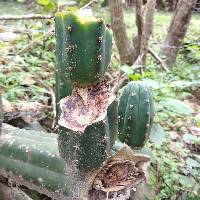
xmin=55 ymin=11 xmax=112 ymax=87
xmin=0 ymin=124 xmax=68 ymax=199
xmin=55 ymin=11 xmax=117 ymax=173
xmin=118 ymin=81 xmax=154 ymax=149
xmin=0 ymin=12 xmax=153 ymax=200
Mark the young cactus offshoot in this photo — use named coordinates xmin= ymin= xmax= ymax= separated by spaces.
xmin=118 ymin=81 xmax=155 ymax=149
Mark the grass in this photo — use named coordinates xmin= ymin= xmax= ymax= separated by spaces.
xmin=0 ymin=2 xmax=200 ymax=199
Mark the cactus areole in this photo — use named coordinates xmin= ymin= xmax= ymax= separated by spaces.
xmin=118 ymin=81 xmax=155 ymax=149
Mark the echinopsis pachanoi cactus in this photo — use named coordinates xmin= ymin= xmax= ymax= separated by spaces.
xmin=0 ymin=11 xmax=153 ymax=200
xmin=118 ymin=81 xmax=154 ymax=149
xmin=0 ymin=124 xmax=68 ymax=199
xmin=55 ymin=11 xmax=117 ymax=175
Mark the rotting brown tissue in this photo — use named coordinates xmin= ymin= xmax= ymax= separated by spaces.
xmin=58 ymin=81 xmax=116 ymax=133
xmin=92 ymin=160 xmax=146 ymax=193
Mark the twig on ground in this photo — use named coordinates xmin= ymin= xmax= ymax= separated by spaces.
xmin=0 ymin=14 xmax=53 ymax=21
xmin=112 ymin=74 xmax=128 ymax=94
xmin=18 ymin=28 xmax=54 ymax=55
xmin=112 ymin=54 xmax=145 ymax=94
xmin=79 ymin=0 xmax=98 ymax=10
xmin=148 ymin=47 xmax=169 ymax=72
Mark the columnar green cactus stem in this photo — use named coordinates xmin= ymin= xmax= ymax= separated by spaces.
xmin=118 ymin=81 xmax=154 ymax=149
xmin=55 ymin=11 xmax=116 ymax=175
xmin=0 ymin=124 xmax=68 ymax=199
xmin=55 ymin=12 xmax=112 ymax=86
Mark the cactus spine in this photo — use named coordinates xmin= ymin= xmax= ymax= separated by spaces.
xmin=118 ymin=81 xmax=154 ymax=149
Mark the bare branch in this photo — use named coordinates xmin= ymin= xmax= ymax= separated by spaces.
xmin=112 ymin=74 xmax=128 ymax=94
xmin=112 ymin=54 xmax=145 ymax=94
xmin=148 ymin=47 xmax=169 ymax=72
xmin=0 ymin=14 xmax=53 ymax=21
xmin=109 ymin=0 xmax=135 ymax=64
xmin=79 ymin=0 xmax=98 ymax=10
xmin=142 ymin=0 xmax=156 ymax=63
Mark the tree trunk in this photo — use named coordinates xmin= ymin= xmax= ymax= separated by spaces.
xmin=142 ymin=0 xmax=157 ymax=63
xmin=109 ymin=0 xmax=135 ymax=64
xmin=160 ymin=0 xmax=197 ymax=67
xmin=109 ymin=0 xmax=156 ymax=65
xmin=172 ymin=0 xmax=179 ymax=11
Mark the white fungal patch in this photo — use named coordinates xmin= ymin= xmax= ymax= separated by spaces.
xmin=0 ymin=133 xmax=15 ymax=148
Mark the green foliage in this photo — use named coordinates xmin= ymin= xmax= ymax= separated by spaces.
xmin=36 ymin=0 xmax=57 ymax=11
xmin=149 ymin=123 xmax=165 ymax=148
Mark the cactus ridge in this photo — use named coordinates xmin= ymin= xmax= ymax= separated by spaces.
xmin=118 ymin=81 xmax=154 ymax=149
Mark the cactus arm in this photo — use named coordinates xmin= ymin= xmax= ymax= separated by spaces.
xmin=55 ymin=12 xmax=112 ymax=86
xmin=0 ymin=124 xmax=70 ymax=199
xmin=118 ymin=81 xmax=154 ymax=149
xmin=118 ymin=83 xmax=133 ymax=142
xmin=58 ymin=121 xmax=110 ymax=172
xmin=55 ymin=12 xmax=115 ymax=173
xmin=107 ymin=99 xmax=118 ymax=147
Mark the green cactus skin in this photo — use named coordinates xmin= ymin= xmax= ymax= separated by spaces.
xmin=58 ymin=121 xmax=111 ymax=172
xmin=55 ymin=12 xmax=112 ymax=86
xmin=0 ymin=124 xmax=121 ymax=199
xmin=0 ymin=124 xmax=68 ymax=199
xmin=118 ymin=81 xmax=154 ymax=149
xmin=107 ymin=99 xmax=118 ymax=147
xmin=57 ymin=100 xmax=117 ymax=172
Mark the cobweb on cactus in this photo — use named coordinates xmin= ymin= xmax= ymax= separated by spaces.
xmin=58 ymin=81 xmax=115 ymax=133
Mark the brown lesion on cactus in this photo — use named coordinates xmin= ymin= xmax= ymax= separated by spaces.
xmin=58 ymin=81 xmax=115 ymax=133
xmin=92 ymin=159 xmax=146 ymax=193
xmin=86 ymin=144 xmax=150 ymax=200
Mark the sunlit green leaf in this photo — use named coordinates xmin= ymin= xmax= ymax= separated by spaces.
xmin=159 ymin=98 xmax=193 ymax=115
xmin=186 ymin=158 xmax=200 ymax=168
xmin=179 ymin=175 xmax=195 ymax=188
